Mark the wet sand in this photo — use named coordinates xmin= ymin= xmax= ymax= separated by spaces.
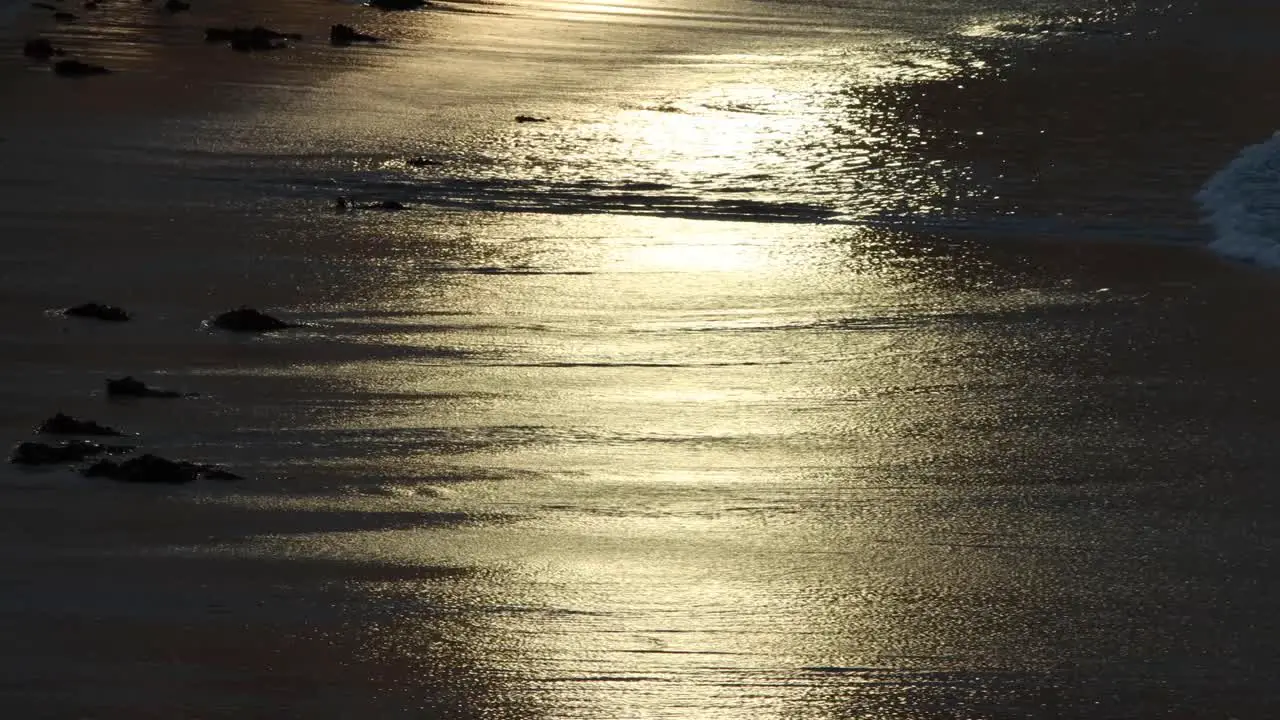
xmin=4 ymin=1 xmax=1280 ymax=718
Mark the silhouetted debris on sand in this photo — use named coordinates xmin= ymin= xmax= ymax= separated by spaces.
xmin=52 ymin=11 xmax=76 ymax=21
xmin=335 ymin=196 xmax=406 ymax=212
xmin=10 ymin=440 xmax=132 ymax=465
xmin=368 ymin=0 xmax=427 ymax=10
xmin=515 ymin=115 xmax=547 ymax=123
xmin=210 ymin=307 xmax=295 ymax=332
xmin=53 ymin=60 xmax=111 ymax=76
xmin=63 ymin=302 xmax=130 ymax=322
xmin=406 ymin=156 xmax=441 ymax=167
xmin=83 ymin=454 xmax=242 ymax=483
xmin=106 ymin=376 xmax=189 ymax=399
xmin=163 ymin=0 xmax=190 ymax=12
xmin=38 ymin=412 xmax=123 ymax=436
xmin=330 ymin=24 xmax=382 ymax=46
xmin=205 ymin=26 xmax=302 ymax=51
xmin=22 ymin=38 xmax=62 ymax=59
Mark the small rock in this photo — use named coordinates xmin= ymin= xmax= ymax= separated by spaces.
xmin=83 ymin=454 xmax=195 ymax=483
xmin=330 ymin=24 xmax=382 ymax=46
xmin=210 ymin=307 xmax=295 ymax=332
xmin=206 ymin=26 xmax=301 ymax=52
xmin=30 ymin=3 xmax=57 ymax=11
xmin=163 ymin=0 xmax=189 ymax=11
xmin=38 ymin=412 xmax=123 ymax=436
xmin=83 ymin=454 xmax=240 ymax=483
xmin=63 ymin=302 xmax=130 ymax=322
xmin=333 ymin=197 xmax=406 ymax=211
xmin=514 ymin=115 xmax=547 ymax=123
xmin=53 ymin=60 xmax=111 ymax=76
xmin=368 ymin=0 xmax=427 ymax=10
xmin=198 ymin=466 xmax=243 ymax=481
xmin=11 ymin=440 xmax=115 ymax=465
xmin=22 ymin=38 xmax=61 ymax=60
xmin=106 ymin=376 xmax=188 ymax=399
xmin=406 ymin=156 xmax=441 ymax=167
xmin=52 ymin=11 xmax=76 ymax=21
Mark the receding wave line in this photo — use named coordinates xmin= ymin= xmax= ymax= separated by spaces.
xmin=292 ymin=174 xmax=841 ymax=224
xmin=423 ymin=265 xmax=594 ymax=276
xmin=473 ymin=359 xmax=812 ymax=368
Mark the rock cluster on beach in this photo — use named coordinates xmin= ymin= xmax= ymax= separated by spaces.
xmin=19 ymin=0 xmax=407 ymax=74
xmin=8 ymin=304 xmax=301 ymax=483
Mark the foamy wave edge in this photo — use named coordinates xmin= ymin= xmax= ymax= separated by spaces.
xmin=1197 ymin=132 xmax=1280 ymax=267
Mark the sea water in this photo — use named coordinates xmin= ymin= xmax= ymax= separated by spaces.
xmin=3 ymin=0 xmax=1280 ymax=718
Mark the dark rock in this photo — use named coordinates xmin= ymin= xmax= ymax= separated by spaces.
xmin=198 ymin=466 xmax=243 ymax=481
xmin=38 ymin=412 xmax=123 ymax=436
xmin=514 ymin=115 xmax=547 ymax=123
xmin=83 ymin=454 xmax=240 ymax=483
xmin=84 ymin=0 xmax=99 ymax=9
xmin=333 ymin=196 xmax=405 ymax=212
xmin=63 ymin=302 xmax=130 ymax=322
xmin=53 ymin=60 xmax=111 ymax=76
xmin=368 ymin=0 xmax=427 ymax=10
xmin=406 ymin=156 xmax=441 ymax=167
xmin=206 ymin=26 xmax=301 ymax=52
xmin=83 ymin=454 xmax=195 ymax=483
xmin=210 ymin=307 xmax=294 ymax=332
xmin=52 ymin=11 xmax=76 ymax=21
xmin=22 ymin=38 xmax=61 ymax=59
xmin=163 ymin=0 xmax=189 ymax=11
xmin=330 ymin=24 xmax=381 ymax=46
xmin=30 ymin=3 xmax=57 ymax=10
xmin=106 ymin=376 xmax=188 ymax=399
xmin=231 ymin=35 xmax=277 ymax=52
xmin=11 ymin=440 xmax=115 ymax=465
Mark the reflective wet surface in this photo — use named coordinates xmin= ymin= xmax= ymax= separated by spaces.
xmin=3 ymin=0 xmax=1280 ymax=717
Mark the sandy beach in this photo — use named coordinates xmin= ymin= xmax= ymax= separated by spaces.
xmin=3 ymin=0 xmax=1280 ymax=717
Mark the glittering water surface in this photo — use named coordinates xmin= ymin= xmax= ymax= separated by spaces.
xmin=3 ymin=0 xmax=1280 ymax=717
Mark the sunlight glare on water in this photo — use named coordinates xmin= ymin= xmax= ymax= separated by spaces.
xmin=3 ymin=0 xmax=1246 ymax=716
xmin=199 ymin=203 xmax=1102 ymax=717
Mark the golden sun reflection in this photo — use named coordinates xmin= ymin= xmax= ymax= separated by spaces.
xmin=612 ymin=235 xmax=773 ymax=273
xmin=541 ymin=0 xmax=653 ymax=18
xmin=609 ymin=87 xmax=817 ymax=182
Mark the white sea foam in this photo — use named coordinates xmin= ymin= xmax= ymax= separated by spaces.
xmin=1197 ymin=132 xmax=1280 ymax=267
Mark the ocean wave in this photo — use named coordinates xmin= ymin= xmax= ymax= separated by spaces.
xmin=1196 ymin=132 xmax=1280 ymax=266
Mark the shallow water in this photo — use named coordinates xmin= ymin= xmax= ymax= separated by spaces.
xmin=3 ymin=0 xmax=1280 ymax=717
